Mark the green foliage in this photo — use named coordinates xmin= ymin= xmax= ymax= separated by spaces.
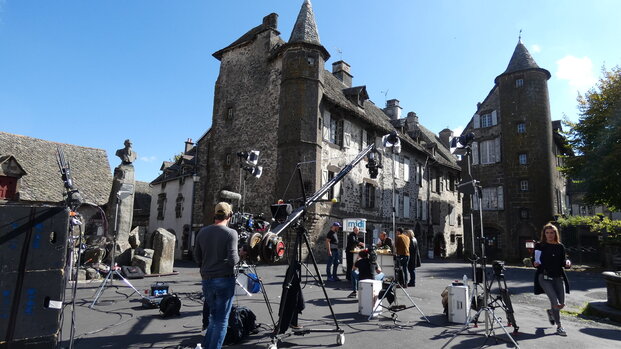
xmin=557 ymin=215 xmax=621 ymax=244
xmin=562 ymin=66 xmax=621 ymax=211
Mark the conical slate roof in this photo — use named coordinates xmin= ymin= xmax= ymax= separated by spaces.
xmin=289 ymin=0 xmax=321 ymax=45
xmin=498 ymin=40 xmax=550 ymax=79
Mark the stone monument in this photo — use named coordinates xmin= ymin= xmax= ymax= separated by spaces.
xmin=107 ymin=139 xmax=137 ymax=265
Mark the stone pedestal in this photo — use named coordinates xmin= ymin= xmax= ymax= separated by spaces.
xmin=106 ymin=164 xmax=136 ymax=265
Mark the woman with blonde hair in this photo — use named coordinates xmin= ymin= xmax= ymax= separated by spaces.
xmin=405 ymin=229 xmax=421 ymax=287
xmin=533 ymin=223 xmax=571 ymax=336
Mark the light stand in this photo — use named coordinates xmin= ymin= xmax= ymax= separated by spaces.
xmin=89 ymin=189 xmax=142 ymax=308
xmin=441 ymin=135 xmax=519 ymax=348
xmin=235 ymin=262 xmax=277 ymax=328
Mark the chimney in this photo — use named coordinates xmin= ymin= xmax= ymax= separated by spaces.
xmin=185 ymin=138 xmax=194 ymax=153
xmin=263 ymin=13 xmax=278 ymax=29
xmin=406 ymin=111 xmax=419 ymax=132
xmin=383 ymin=99 xmax=402 ymax=120
xmin=332 ymin=60 xmax=352 ymax=87
xmin=438 ymin=128 xmax=453 ymax=149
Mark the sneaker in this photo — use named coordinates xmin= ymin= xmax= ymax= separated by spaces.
xmin=326 ymin=276 xmax=335 ymax=282
xmin=556 ymin=327 xmax=567 ymax=336
xmin=333 ymin=276 xmax=342 ymax=282
xmin=546 ymin=309 xmax=555 ymax=325
xmin=407 ymin=282 xmax=416 ymax=287
xmin=347 ymin=291 xmax=357 ymax=298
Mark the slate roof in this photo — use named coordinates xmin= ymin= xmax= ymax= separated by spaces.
xmin=289 ymin=0 xmax=321 ymax=45
xmin=213 ymin=13 xmax=280 ymax=60
xmin=321 ymin=71 xmax=459 ymax=170
xmin=0 ymin=132 xmax=112 ymax=205
xmin=497 ymin=40 xmax=550 ymax=80
xmin=151 ymin=144 xmax=197 ymax=185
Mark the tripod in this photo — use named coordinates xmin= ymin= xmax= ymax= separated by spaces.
xmin=441 ymin=146 xmax=519 ymax=348
xmin=235 ymin=263 xmax=277 ymax=328
xmin=472 ymin=262 xmax=518 ymax=331
xmin=89 ymin=191 xmax=142 ymax=308
xmin=369 ymin=259 xmax=430 ymax=324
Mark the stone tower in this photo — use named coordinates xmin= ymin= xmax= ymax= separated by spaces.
xmin=276 ymin=0 xmax=330 ymax=202
xmin=495 ymin=39 xmax=556 ymax=257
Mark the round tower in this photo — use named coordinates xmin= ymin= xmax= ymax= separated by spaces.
xmin=495 ymin=39 xmax=555 ymax=258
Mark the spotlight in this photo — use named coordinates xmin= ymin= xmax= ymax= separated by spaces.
xmin=366 ymin=150 xmax=382 ymax=179
xmin=244 ymin=165 xmax=262 ymax=179
xmin=382 ymin=131 xmax=401 ymax=154
xmin=450 ymin=132 xmax=475 ymax=154
xmin=237 ymin=150 xmax=260 ymax=167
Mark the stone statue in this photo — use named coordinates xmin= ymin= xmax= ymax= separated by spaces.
xmin=115 ymin=139 xmax=137 ymax=165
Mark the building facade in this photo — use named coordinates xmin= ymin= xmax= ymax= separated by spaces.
xmin=458 ymin=40 xmax=569 ymax=261
xmin=196 ymin=0 xmax=463 ymax=259
xmin=148 ymin=139 xmax=198 ymax=260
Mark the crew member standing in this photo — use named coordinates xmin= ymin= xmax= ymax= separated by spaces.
xmin=194 ymin=202 xmax=240 ymax=349
xmin=325 ymin=222 xmax=341 ymax=282
xmin=405 ymin=229 xmax=421 ymax=287
xmin=394 ymin=227 xmax=410 ymax=287
xmin=345 ymin=226 xmax=364 ymax=281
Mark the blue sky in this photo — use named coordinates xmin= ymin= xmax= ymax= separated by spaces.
xmin=1 ymin=0 xmax=619 ymax=182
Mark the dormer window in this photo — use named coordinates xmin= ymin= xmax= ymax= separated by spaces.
xmin=0 ymin=176 xmax=17 ymax=200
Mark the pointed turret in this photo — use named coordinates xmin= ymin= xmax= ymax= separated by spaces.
xmin=290 ymin=0 xmax=321 ymax=45
xmin=496 ymin=39 xmax=550 ymax=82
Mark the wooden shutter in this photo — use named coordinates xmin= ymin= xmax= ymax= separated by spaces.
xmin=473 ymin=114 xmax=481 ymax=129
xmin=343 ymin=120 xmax=352 ymax=149
xmin=494 ymin=137 xmax=501 ymax=163
xmin=497 ymin=185 xmax=504 ymax=210
xmin=403 ymin=195 xmax=410 ymax=218
xmin=491 ymin=110 xmax=498 ymax=126
xmin=322 ymin=111 xmax=330 ymax=141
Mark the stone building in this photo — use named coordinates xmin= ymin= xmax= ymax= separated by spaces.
xmin=458 ymin=40 xmax=569 ymax=261
xmin=0 ymin=131 xmax=112 ymax=238
xmin=196 ymin=0 xmax=462 ymax=258
xmin=149 ymin=139 xmax=198 ymax=260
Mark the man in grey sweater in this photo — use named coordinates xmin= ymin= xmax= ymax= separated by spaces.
xmin=194 ymin=202 xmax=240 ymax=349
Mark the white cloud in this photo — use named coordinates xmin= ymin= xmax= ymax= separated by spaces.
xmin=531 ymin=44 xmax=541 ymax=53
xmin=140 ymin=156 xmax=157 ymax=163
xmin=555 ymin=55 xmax=597 ymax=91
xmin=452 ymin=126 xmax=464 ymax=137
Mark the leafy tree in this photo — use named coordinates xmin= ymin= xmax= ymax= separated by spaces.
xmin=563 ymin=66 xmax=621 ymax=211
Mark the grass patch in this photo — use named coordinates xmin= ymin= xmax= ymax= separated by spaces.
xmin=561 ymin=303 xmax=589 ymax=317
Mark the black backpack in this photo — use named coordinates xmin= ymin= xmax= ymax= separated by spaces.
xmin=223 ymin=305 xmax=257 ymax=344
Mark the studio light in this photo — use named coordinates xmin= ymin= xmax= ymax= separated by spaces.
xmin=237 ymin=150 xmax=260 ymax=167
xmin=450 ymin=132 xmax=475 ymax=154
xmin=244 ymin=165 xmax=263 ymax=179
xmin=382 ymin=131 xmax=401 ymax=154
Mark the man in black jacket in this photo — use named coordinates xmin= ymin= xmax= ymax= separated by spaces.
xmin=345 ymin=226 xmax=364 ymax=281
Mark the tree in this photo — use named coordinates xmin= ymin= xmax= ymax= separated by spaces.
xmin=562 ymin=66 xmax=621 ymax=210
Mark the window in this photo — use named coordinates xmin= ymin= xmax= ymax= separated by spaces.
xmin=327 ymin=171 xmax=335 ymax=200
xmin=403 ymin=194 xmax=410 ymax=218
xmin=479 ymin=139 xmax=501 ymax=164
xmin=515 ymin=79 xmax=524 ymax=88
xmin=518 ymin=153 xmax=528 ymax=165
xmin=0 ymin=176 xmax=17 ymax=200
xmin=517 ymin=122 xmax=526 ymax=134
xmin=481 ymin=113 xmax=493 ymax=128
xmin=520 ymin=180 xmax=529 ymax=191
xmin=449 ymin=204 xmax=455 ymax=226
xmin=417 ymin=199 xmax=423 ymax=220
xmin=226 ymin=107 xmax=234 ymax=119
xmin=329 ymin=118 xmax=344 ymax=146
xmin=175 ymin=193 xmax=184 ymax=218
xmin=157 ymin=193 xmax=167 ymax=220
xmin=473 ymin=186 xmax=504 ymax=210
xmin=520 ymin=208 xmax=529 ymax=219
xmin=436 ymin=172 xmax=442 ymax=192
xmin=363 ymin=182 xmax=375 ymax=208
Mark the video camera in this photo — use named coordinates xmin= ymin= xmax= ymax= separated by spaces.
xmin=492 ymin=260 xmax=505 ymax=277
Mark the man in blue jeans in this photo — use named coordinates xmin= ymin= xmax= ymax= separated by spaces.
xmin=194 ymin=202 xmax=241 ymax=349
xmin=325 ymin=222 xmax=341 ymax=281
xmin=348 ymin=249 xmax=385 ymax=298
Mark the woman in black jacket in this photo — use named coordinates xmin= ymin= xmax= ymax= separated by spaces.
xmin=533 ymin=223 xmax=571 ymax=336
xmin=405 ymin=229 xmax=421 ymax=287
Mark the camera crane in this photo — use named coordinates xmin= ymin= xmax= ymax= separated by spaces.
xmin=266 ymin=142 xmax=382 ymax=349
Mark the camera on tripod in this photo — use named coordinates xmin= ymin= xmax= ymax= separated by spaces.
xmin=492 ymin=260 xmax=505 ymax=277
